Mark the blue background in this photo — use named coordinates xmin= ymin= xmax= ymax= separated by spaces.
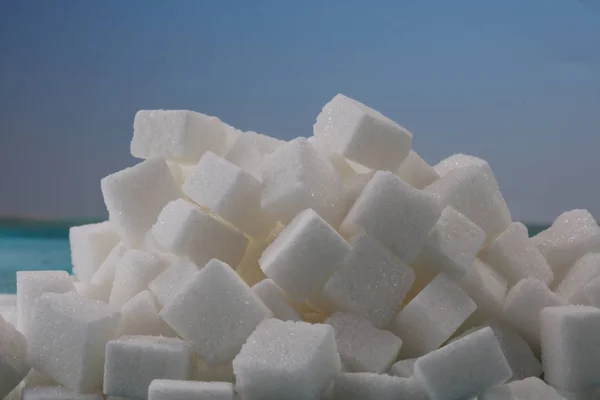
xmin=1 ymin=0 xmax=599 ymax=222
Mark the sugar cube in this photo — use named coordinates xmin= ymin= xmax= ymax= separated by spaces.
xmin=148 ymin=258 xmax=199 ymax=307
xmin=69 ymin=221 xmax=120 ymax=282
xmin=182 ymin=151 xmax=276 ymax=239
xmin=261 ymin=137 xmax=344 ymax=226
xmin=425 ymin=164 xmax=512 ymax=244
xmin=118 ymin=290 xmax=161 ymax=336
xmin=316 ymin=233 xmax=415 ymax=328
xmin=325 ymin=312 xmax=402 ymax=373
xmin=480 ymin=319 xmax=542 ymax=382
xmin=480 ymin=222 xmax=553 ymax=285
xmin=414 ymin=327 xmax=512 ymax=400
xmin=532 ymin=209 xmax=600 ymax=280
xmin=508 ymin=377 xmax=565 ymax=400
xmin=341 ymin=170 xmax=375 ymax=212
xmin=152 ymin=199 xmax=248 ymax=268
xmin=413 ymin=206 xmax=486 ymax=280
xmin=458 ymin=258 xmax=508 ymax=319
xmin=109 ymin=250 xmax=171 ymax=308
xmin=224 ymin=130 xmax=283 ymax=181
xmin=0 ymin=315 xmax=30 ymax=399
xmin=16 ymin=270 xmax=75 ymax=335
xmin=333 ymin=373 xmax=428 ymax=400
xmin=260 ymin=209 xmax=351 ymax=303
xmin=477 ymin=385 xmax=516 ymax=400
xmin=252 ymin=279 xmax=301 ymax=321
xmin=21 ymin=386 xmax=104 ymax=400
xmin=434 ymin=153 xmax=494 ymax=178
xmin=233 ymin=319 xmax=340 ymax=400
xmin=582 ymin=275 xmax=600 ymax=307
xmin=88 ymin=243 xmax=127 ymax=303
xmin=28 ymin=292 xmax=121 ymax=392
xmin=503 ymin=278 xmax=565 ymax=348
xmin=104 ymin=336 xmax=192 ymax=399
xmin=314 ymin=93 xmax=412 ymax=171
xmin=131 ymin=110 xmax=227 ymax=164
xmin=397 ymin=150 xmax=439 ymax=189
xmin=101 ymin=158 xmax=180 ymax=246
xmin=541 ymin=306 xmax=600 ymax=391
xmin=341 ymin=170 xmax=441 ymax=263
xmin=393 ymin=274 xmax=476 ymax=358
xmin=308 ymin=135 xmax=356 ymax=180
xmin=555 ymin=253 xmax=600 ymax=303
xmin=148 ymin=380 xmax=234 ymax=400
xmin=160 ymin=259 xmax=271 ymax=365
xmin=388 ymin=358 xmax=416 ymax=378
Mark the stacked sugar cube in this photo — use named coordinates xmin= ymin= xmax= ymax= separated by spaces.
xmin=2 ymin=94 xmax=600 ymax=400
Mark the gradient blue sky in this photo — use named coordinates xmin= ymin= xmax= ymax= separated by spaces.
xmin=0 ymin=1 xmax=599 ymax=222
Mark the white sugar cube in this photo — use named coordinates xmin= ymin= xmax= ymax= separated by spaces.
xmin=314 ymin=93 xmax=412 ymax=171
xmin=388 ymin=358 xmax=416 ymax=378
xmin=480 ymin=319 xmax=542 ymax=382
xmin=341 ymin=170 xmax=441 ymax=264
xmin=21 ymin=386 xmax=104 ymax=400
xmin=325 ymin=312 xmax=402 ymax=373
xmin=532 ymin=209 xmax=600 ymax=280
xmin=104 ymin=336 xmax=192 ymax=399
xmin=28 ymin=292 xmax=121 ymax=392
xmin=459 ymin=258 xmax=508 ymax=318
xmin=414 ymin=327 xmax=512 ymax=400
xmin=503 ymin=278 xmax=565 ymax=348
xmin=233 ymin=319 xmax=340 ymax=400
xmin=307 ymin=135 xmax=356 ymax=180
xmin=0 ymin=294 xmax=16 ymax=307
xmin=434 ymin=153 xmax=494 ymax=178
xmin=0 ymin=315 xmax=30 ymax=399
xmin=508 ymin=377 xmax=565 ymax=400
xmin=118 ymin=290 xmax=161 ymax=336
xmin=414 ymin=206 xmax=486 ymax=280
xmin=555 ymin=253 xmax=600 ymax=303
xmin=397 ymin=150 xmax=439 ymax=189
xmin=182 ymin=151 xmax=276 ymax=239
xmin=260 ymin=209 xmax=351 ymax=303
xmin=148 ymin=258 xmax=199 ymax=307
xmin=101 ymin=158 xmax=180 ymax=246
xmin=261 ymin=137 xmax=344 ymax=226
xmin=341 ymin=170 xmax=375 ymax=212
xmin=109 ymin=250 xmax=170 ymax=308
xmin=582 ymin=275 xmax=600 ymax=307
xmin=480 ymin=222 xmax=553 ymax=285
xmin=224 ymin=130 xmax=283 ymax=181
xmin=541 ymin=305 xmax=600 ymax=391
xmin=131 ymin=110 xmax=227 ymax=164
xmin=16 ymin=270 xmax=75 ymax=335
xmin=252 ymin=279 xmax=301 ymax=321
xmin=425 ymin=164 xmax=512 ymax=244
xmin=317 ymin=233 xmax=415 ymax=328
xmin=160 ymin=259 xmax=271 ymax=365
xmin=393 ymin=274 xmax=476 ymax=358
xmin=69 ymin=221 xmax=120 ymax=282
xmin=149 ymin=380 xmax=234 ymax=400
xmin=333 ymin=373 xmax=428 ymax=400
xmin=88 ymin=243 xmax=127 ymax=303
xmin=152 ymin=199 xmax=248 ymax=268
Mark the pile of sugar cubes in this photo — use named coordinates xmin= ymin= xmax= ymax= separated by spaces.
xmin=3 ymin=93 xmax=600 ymax=400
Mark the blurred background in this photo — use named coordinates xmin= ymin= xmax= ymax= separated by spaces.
xmin=0 ymin=0 xmax=598 ymax=290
